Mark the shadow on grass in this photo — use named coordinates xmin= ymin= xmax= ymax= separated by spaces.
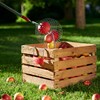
xmin=0 ymin=27 xmax=38 ymax=73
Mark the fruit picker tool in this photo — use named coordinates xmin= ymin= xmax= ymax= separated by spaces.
xmin=0 ymin=2 xmax=38 ymax=25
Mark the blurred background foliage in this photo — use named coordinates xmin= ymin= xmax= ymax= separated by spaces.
xmin=0 ymin=0 xmax=100 ymax=23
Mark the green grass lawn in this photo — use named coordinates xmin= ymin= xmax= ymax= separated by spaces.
xmin=0 ymin=19 xmax=100 ymax=100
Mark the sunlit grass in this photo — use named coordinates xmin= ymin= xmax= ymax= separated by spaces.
xmin=63 ymin=36 xmax=100 ymax=44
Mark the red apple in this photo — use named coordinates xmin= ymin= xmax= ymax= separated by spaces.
xmin=1 ymin=94 xmax=12 ymax=100
xmin=44 ymin=33 xmax=53 ymax=43
xmin=92 ymin=93 xmax=100 ymax=100
xmin=38 ymin=22 xmax=50 ymax=34
xmin=84 ymin=80 xmax=91 ymax=86
xmin=33 ymin=56 xmax=44 ymax=65
xmin=39 ymin=84 xmax=47 ymax=90
xmin=6 ymin=77 xmax=15 ymax=82
xmin=59 ymin=56 xmax=72 ymax=61
xmin=14 ymin=93 xmax=24 ymax=100
xmin=44 ymin=30 xmax=59 ymax=43
xmin=42 ymin=95 xmax=52 ymax=100
xmin=59 ymin=42 xmax=73 ymax=49
xmin=49 ymin=30 xmax=59 ymax=41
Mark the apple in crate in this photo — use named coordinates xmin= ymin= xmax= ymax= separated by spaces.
xmin=6 ymin=77 xmax=15 ymax=82
xmin=38 ymin=22 xmax=50 ymax=34
xmin=42 ymin=95 xmax=52 ymax=100
xmin=59 ymin=42 xmax=73 ymax=49
xmin=1 ymin=94 xmax=12 ymax=100
xmin=59 ymin=56 xmax=72 ymax=61
xmin=39 ymin=84 xmax=47 ymax=90
xmin=33 ymin=56 xmax=44 ymax=65
xmin=92 ymin=93 xmax=100 ymax=100
xmin=14 ymin=93 xmax=24 ymax=100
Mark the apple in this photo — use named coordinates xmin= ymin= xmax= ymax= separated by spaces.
xmin=49 ymin=30 xmax=59 ymax=41
xmin=38 ymin=22 xmax=50 ymax=34
xmin=47 ymin=41 xmax=55 ymax=49
xmin=33 ymin=56 xmax=44 ymax=65
xmin=14 ymin=93 xmax=24 ymax=100
xmin=59 ymin=56 xmax=72 ymax=61
xmin=6 ymin=77 xmax=15 ymax=82
xmin=83 ymin=53 xmax=90 ymax=57
xmin=44 ymin=30 xmax=59 ymax=43
xmin=59 ymin=42 xmax=73 ymax=49
xmin=39 ymin=84 xmax=47 ymax=90
xmin=42 ymin=95 xmax=52 ymax=100
xmin=92 ymin=93 xmax=100 ymax=100
xmin=1 ymin=94 xmax=12 ymax=100
xmin=83 ymin=80 xmax=91 ymax=86
xmin=44 ymin=33 xmax=53 ymax=43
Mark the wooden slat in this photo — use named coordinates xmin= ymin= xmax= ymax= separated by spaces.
xmin=21 ymin=44 xmax=57 ymax=58
xmin=22 ymin=65 xmax=54 ymax=79
xmin=21 ymin=45 xmax=37 ymax=55
xmin=54 ymin=73 xmax=96 ymax=88
xmin=53 ymin=45 xmax=96 ymax=58
xmin=28 ymin=42 xmax=61 ymax=48
xmin=55 ymin=64 xmax=96 ymax=80
xmin=23 ymin=74 xmax=54 ymax=89
xmin=22 ymin=55 xmax=54 ymax=71
xmin=66 ymin=41 xmax=96 ymax=47
xmin=21 ymin=42 xmax=96 ymax=58
xmin=54 ymin=56 xmax=96 ymax=71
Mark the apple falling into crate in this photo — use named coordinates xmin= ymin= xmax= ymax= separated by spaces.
xmin=21 ymin=41 xmax=96 ymax=89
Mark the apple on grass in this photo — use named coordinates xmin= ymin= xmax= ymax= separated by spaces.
xmin=1 ymin=94 xmax=12 ymax=100
xmin=39 ymin=84 xmax=47 ymax=90
xmin=14 ymin=93 xmax=24 ymax=100
xmin=6 ymin=77 xmax=15 ymax=82
xmin=83 ymin=80 xmax=91 ymax=86
xmin=92 ymin=93 xmax=100 ymax=100
xmin=42 ymin=95 xmax=52 ymax=100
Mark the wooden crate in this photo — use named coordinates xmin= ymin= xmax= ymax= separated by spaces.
xmin=21 ymin=41 xmax=96 ymax=89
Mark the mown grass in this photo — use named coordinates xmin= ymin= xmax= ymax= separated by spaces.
xmin=0 ymin=19 xmax=100 ymax=100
